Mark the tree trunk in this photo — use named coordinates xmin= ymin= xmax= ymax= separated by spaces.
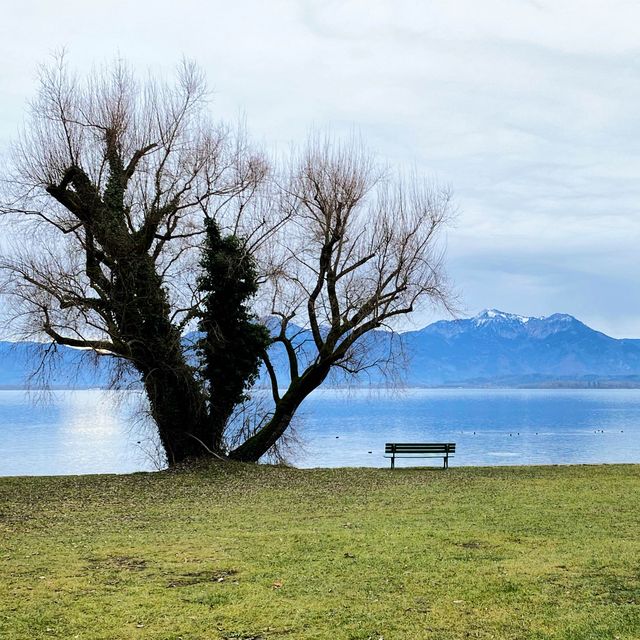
xmin=229 ymin=363 xmax=331 ymax=462
xmin=114 ymin=252 xmax=214 ymax=464
xmin=139 ymin=352 xmax=212 ymax=465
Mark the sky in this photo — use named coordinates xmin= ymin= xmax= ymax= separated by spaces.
xmin=1 ymin=0 xmax=640 ymax=337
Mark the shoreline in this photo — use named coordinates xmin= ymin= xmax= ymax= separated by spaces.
xmin=1 ymin=460 xmax=639 ymax=481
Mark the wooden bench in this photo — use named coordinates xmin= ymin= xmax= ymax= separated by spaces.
xmin=384 ymin=443 xmax=456 ymax=469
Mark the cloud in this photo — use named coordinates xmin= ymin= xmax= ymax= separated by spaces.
xmin=1 ymin=1 xmax=639 ymax=336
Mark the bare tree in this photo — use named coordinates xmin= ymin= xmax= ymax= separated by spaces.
xmin=1 ymin=57 xmax=453 ymax=467
xmin=228 ymin=137 xmax=454 ymax=462
xmin=0 ymin=56 xmax=274 ymax=464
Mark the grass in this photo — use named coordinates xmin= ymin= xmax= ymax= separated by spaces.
xmin=0 ymin=463 xmax=639 ymax=639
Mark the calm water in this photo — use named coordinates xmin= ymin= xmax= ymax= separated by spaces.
xmin=0 ymin=388 xmax=639 ymax=475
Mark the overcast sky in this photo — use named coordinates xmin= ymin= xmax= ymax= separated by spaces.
xmin=2 ymin=1 xmax=640 ymax=336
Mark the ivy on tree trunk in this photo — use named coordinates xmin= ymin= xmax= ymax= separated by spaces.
xmin=197 ymin=219 xmax=271 ymax=454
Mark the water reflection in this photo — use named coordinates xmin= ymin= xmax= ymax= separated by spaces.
xmin=0 ymin=390 xmax=160 ymax=476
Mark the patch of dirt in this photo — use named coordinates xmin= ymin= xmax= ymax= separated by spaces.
xmin=87 ymin=555 xmax=148 ymax=571
xmin=456 ymin=540 xmax=486 ymax=549
xmin=167 ymin=568 xmax=238 ymax=588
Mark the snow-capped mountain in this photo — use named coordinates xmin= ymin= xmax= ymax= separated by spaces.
xmin=422 ymin=309 xmax=593 ymax=341
xmin=400 ymin=309 xmax=640 ymax=386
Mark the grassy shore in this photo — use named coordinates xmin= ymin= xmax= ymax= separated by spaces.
xmin=0 ymin=463 xmax=639 ymax=640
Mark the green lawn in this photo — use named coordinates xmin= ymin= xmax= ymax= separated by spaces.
xmin=0 ymin=463 xmax=638 ymax=639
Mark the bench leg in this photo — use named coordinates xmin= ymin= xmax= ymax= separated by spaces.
xmin=444 ymin=455 xmax=448 ymax=470
xmin=391 ymin=455 xmax=395 ymax=469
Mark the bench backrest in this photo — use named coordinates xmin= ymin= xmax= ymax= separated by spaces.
xmin=385 ymin=442 xmax=456 ymax=454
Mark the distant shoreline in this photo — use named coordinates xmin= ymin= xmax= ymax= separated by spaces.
xmin=2 ymin=383 xmax=640 ymax=391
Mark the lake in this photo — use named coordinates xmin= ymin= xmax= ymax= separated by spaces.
xmin=1 ymin=388 xmax=639 ymax=476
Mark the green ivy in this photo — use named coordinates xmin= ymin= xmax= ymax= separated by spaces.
xmin=197 ymin=219 xmax=271 ymax=434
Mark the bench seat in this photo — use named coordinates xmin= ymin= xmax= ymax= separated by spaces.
xmin=384 ymin=442 xmax=456 ymax=469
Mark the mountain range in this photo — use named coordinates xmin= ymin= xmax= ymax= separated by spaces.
xmin=2 ymin=310 xmax=640 ymax=388
xmin=398 ymin=310 xmax=640 ymax=387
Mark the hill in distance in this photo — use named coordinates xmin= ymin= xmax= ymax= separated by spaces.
xmin=1 ymin=310 xmax=640 ymax=389
xmin=399 ymin=309 xmax=640 ymax=387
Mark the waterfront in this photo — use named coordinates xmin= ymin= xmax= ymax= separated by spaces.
xmin=1 ymin=388 xmax=640 ymax=475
